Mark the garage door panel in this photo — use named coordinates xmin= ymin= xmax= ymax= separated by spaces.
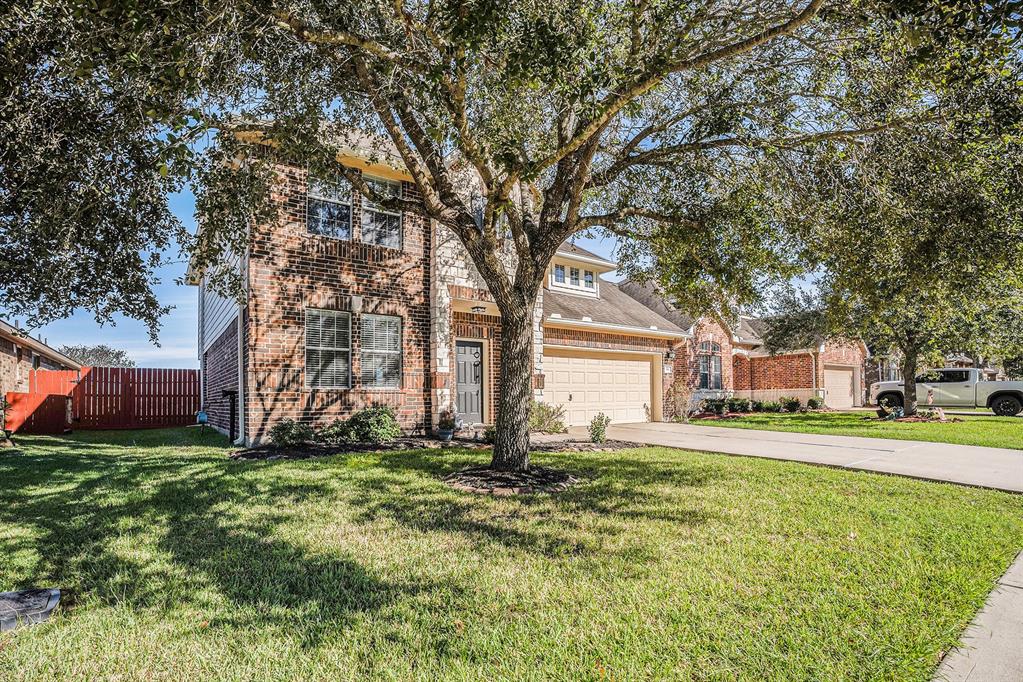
xmin=544 ymin=352 xmax=653 ymax=427
xmin=824 ymin=366 xmax=855 ymax=409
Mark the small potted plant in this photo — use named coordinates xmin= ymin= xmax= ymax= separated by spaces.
xmin=436 ymin=408 xmax=457 ymax=442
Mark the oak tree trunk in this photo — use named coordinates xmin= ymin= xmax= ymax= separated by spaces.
xmin=490 ymin=307 xmax=535 ymax=472
xmin=901 ymin=349 xmax=919 ymax=416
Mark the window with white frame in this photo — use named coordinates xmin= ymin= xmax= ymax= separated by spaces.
xmin=305 ymin=309 xmax=351 ymax=389
xmin=698 ymin=341 xmax=723 ymax=390
xmin=361 ymin=314 xmax=402 ymax=388
xmin=307 ymin=175 xmax=352 ymax=239
xmin=361 ymin=177 xmax=402 ymax=249
xmin=550 ymin=261 xmax=599 ymax=295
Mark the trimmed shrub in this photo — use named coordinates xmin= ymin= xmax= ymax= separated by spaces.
xmin=270 ymin=419 xmax=315 ymax=447
xmin=750 ymin=400 xmax=764 ymax=412
xmin=806 ymin=396 xmax=825 ymax=410
xmin=589 ymin=412 xmax=612 ymax=443
xmin=780 ymin=396 xmax=802 ymax=413
xmin=705 ymin=399 xmax=728 ymax=415
xmin=482 ymin=425 xmax=497 ymax=444
xmin=760 ymin=401 xmax=783 ymax=413
xmin=347 ymin=405 xmax=402 ymax=444
xmin=529 ymin=401 xmax=567 ymax=433
xmin=727 ymin=397 xmax=752 ymax=413
xmin=316 ymin=418 xmax=354 ymax=445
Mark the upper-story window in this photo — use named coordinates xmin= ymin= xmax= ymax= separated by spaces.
xmin=698 ymin=340 xmax=722 ymax=390
xmin=549 ymin=260 xmax=598 ymax=296
xmin=361 ymin=176 xmax=402 ymax=249
xmin=307 ymin=175 xmax=353 ymax=239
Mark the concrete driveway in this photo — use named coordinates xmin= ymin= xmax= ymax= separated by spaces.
xmin=579 ymin=421 xmax=1023 ymax=493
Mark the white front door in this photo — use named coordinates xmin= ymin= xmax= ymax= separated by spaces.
xmin=543 ymin=351 xmax=654 ymax=427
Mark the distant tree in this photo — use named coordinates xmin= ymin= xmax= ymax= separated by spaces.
xmin=58 ymin=344 xmax=136 ymax=368
xmin=760 ymin=106 xmax=1023 ymax=413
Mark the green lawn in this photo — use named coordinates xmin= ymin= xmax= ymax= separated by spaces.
xmin=2 ymin=428 xmax=1021 ymax=680
xmin=693 ymin=411 xmax=1023 ymax=449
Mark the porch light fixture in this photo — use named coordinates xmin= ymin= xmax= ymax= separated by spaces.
xmin=665 ymin=350 xmax=676 ymax=361
xmin=470 ymin=305 xmax=487 ymax=314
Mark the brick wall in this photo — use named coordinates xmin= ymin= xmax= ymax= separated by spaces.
xmin=0 ymin=338 xmax=28 ymax=397
xmin=244 ymin=163 xmax=431 ymax=443
xmin=686 ymin=318 xmax=734 ymax=394
xmin=202 ymin=319 xmax=239 ymax=436
xmin=733 ymin=354 xmax=751 ymax=391
xmin=749 ymin=353 xmax=815 ymax=390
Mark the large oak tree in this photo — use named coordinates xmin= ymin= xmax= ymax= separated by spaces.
xmin=2 ymin=0 xmax=1018 ymax=469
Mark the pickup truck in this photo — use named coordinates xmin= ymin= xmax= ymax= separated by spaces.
xmin=870 ymin=368 xmax=1023 ymax=416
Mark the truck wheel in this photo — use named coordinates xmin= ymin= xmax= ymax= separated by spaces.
xmin=991 ymin=396 xmax=1022 ymax=417
xmin=877 ymin=393 xmax=903 ymax=409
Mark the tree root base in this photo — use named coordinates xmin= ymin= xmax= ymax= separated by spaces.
xmin=443 ymin=465 xmax=580 ymax=496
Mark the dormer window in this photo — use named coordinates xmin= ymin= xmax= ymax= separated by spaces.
xmin=550 ymin=260 xmax=600 ymax=296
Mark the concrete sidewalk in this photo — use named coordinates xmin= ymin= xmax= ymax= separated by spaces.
xmin=933 ymin=552 xmax=1023 ymax=681
xmin=584 ymin=422 xmax=1023 ymax=492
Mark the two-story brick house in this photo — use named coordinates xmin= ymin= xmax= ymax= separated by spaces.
xmin=189 ymin=138 xmax=866 ymax=443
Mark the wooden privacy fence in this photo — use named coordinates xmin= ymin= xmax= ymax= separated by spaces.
xmin=4 ymin=367 xmax=200 ymax=434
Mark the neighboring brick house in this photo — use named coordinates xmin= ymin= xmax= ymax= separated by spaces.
xmin=620 ymin=281 xmax=869 ymax=409
xmin=188 ymin=137 xmax=865 ymax=443
xmin=1 ymin=319 xmax=81 ymax=398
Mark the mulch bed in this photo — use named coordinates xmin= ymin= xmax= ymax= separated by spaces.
xmin=443 ymin=465 xmax=581 ymax=496
xmin=864 ymin=415 xmax=964 ymax=424
xmin=230 ymin=437 xmax=639 ymax=461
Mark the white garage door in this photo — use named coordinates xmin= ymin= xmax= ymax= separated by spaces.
xmin=824 ymin=366 xmax=855 ymax=409
xmin=544 ymin=352 xmax=653 ymax=426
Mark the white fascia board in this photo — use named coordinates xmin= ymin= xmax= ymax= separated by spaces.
xmin=544 ymin=317 xmax=690 ymax=340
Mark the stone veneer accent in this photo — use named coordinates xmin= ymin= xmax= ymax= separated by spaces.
xmin=243 ymin=163 xmax=431 ymax=443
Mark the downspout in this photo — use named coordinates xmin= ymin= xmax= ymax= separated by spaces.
xmin=234 ymin=242 xmax=249 ymax=446
xmin=198 ymin=285 xmax=205 ymax=408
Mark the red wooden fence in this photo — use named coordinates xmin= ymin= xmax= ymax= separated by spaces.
xmin=4 ymin=367 xmax=200 ymax=434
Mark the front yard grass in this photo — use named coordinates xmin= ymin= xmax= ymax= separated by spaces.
xmin=2 ymin=428 xmax=1021 ymax=680
xmin=693 ymin=411 xmax=1022 ymax=449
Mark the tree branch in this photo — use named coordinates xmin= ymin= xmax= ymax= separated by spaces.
xmin=527 ymin=0 xmax=826 ymax=178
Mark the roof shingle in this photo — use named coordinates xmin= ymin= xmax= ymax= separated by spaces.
xmin=543 ymin=280 xmax=685 ymax=333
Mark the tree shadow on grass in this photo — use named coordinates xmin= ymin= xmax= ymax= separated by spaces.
xmin=331 ymin=446 xmax=727 ymax=560
xmin=0 ymin=436 xmax=461 ymax=649
xmin=2 ymin=431 xmax=730 ymax=649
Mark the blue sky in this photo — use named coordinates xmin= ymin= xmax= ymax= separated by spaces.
xmin=12 ymin=190 xmax=620 ymax=369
